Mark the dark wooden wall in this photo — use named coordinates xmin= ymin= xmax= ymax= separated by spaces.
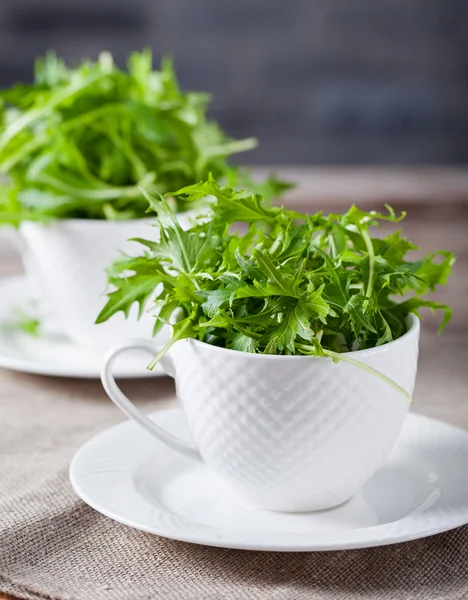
xmin=0 ymin=0 xmax=467 ymax=165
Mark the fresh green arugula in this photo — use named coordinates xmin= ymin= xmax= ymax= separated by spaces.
xmin=0 ymin=50 xmax=290 ymax=224
xmin=9 ymin=309 xmax=41 ymax=337
xmin=97 ymin=177 xmax=454 ymax=385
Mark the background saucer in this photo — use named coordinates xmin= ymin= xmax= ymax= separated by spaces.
xmin=0 ymin=276 xmax=164 ymax=379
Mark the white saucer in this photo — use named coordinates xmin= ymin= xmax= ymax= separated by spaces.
xmin=70 ymin=408 xmax=468 ymax=551
xmin=0 ymin=276 xmax=164 ymax=379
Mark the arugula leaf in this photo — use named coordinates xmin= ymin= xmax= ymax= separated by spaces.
xmin=227 ymin=331 xmax=258 ymax=353
xmin=276 ymin=311 xmax=300 ymax=354
xmin=304 ymin=284 xmax=335 ymax=324
xmin=386 ymin=298 xmax=453 ymax=335
xmin=10 ymin=310 xmax=41 ymax=337
xmin=199 ymin=284 xmax=241 ymax=317
xmin=98 ymin=178 xmax=455 ymax=365
xmin=0 ymin=50 xmax=290 ymax=223
xmin=96 ymin=259 xmax=167 ymax=323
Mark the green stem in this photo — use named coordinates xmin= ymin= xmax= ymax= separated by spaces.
xmin=328 ymin=234 xmax=337 ymax=259
xmin=204 ymin=137 xmax=258 ymax=158
xmin=0 ymin=137 xmax=46 ymax=173
xmin=296 ymin=343 xmax=412 ymax=404
xmin=34 ymin=174 xmax=143 ymax=200
xmin=140 ymin=188 xmax=193 ymax=273
xmin=323 ymin=349 xmax=412 ymax=404
xmin=146 ymin=319 xmax=192 ymax=370
xmin=30 ymin=171 xmax=154 ymax=202
xmin=360 ymin=226 xmax=374 ymax=303
xmin=62 ymin=103 xmax=126 ymax=132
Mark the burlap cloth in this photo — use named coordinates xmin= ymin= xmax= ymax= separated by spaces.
xmin=1 ymin=328 xmax=468 ymax=600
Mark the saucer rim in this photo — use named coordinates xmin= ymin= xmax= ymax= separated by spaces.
xmin=0 ymin=275 xmax=165 ymax=379
xmin=69 ymin=408 xmax=468 ymax=552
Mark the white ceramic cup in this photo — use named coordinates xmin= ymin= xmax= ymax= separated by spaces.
xmin=101 ymin=314 xmax=420 ymax=512
xmin=18 ymin=214 xmax=193 ymax=348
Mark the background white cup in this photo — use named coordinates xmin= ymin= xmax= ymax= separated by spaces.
xmin=18 ymin=213 xmax=193 ymax=348
xmin=101 ymin=314 xmax=420 ymax=512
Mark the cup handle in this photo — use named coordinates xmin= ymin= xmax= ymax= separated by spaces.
xmin=101 ymin=338 xmax=201 ymax=461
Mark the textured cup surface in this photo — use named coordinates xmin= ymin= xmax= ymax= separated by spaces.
xmin=168 ymin=315 xmax=419 ymax=512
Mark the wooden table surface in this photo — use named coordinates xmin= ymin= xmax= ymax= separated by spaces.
xmin=1 ymin=167 xmax=467 ymax=600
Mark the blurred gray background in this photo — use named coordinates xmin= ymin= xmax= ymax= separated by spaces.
xmin=0 ymin=0 xmax=467 ymax=165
